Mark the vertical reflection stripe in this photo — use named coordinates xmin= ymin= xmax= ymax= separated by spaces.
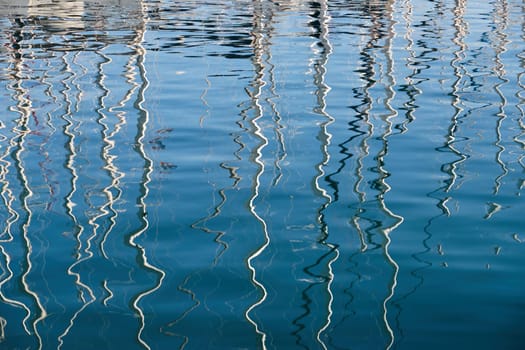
xmin=127 ymin=3 xmax=166 ymax=349
xmin=244 ymin=2 xmax=269 ymax=347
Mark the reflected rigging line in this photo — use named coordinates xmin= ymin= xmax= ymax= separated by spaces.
xmin=245 ymin=3 xmax=269 ymax=347
xmin=176 ymin=65 xmax=231 ymax=341
xmin=190 ymin=185 xmax=229 ymax=265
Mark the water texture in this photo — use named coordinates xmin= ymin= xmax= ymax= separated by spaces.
xmin=0 ymin=0 xmax=523 ymax=349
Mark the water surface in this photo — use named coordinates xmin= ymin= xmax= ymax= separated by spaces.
xmin=0 ymin=0 xmax=524 ymax=349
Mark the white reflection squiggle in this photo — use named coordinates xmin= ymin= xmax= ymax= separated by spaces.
xmin=308 ymin=1 xmax=337 ymax=348
xmin=378 ymin=5 xmax=402 ymax=349
xmin=263 ymin=21 xmax=287 ymax=188
xmin=127 ymin=6 xmax=166 ymax=348
xmin=491 ymin=0 xmax=510 ymax=194
xmin=446 ymin=0 xmax=468 ymax=194
xmin=517 ymin=1 xmax=525 ymax=177
xmin=99 ymin=33 xmax=141 ymax=259
xmin=245 ymin=3 xmax=269 ymax=347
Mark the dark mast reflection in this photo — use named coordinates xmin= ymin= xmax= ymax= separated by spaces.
xmin=347 ymin=1 xmax=402 ymax=348
xmin=298 ymin=1 xmax=339 ymax=348
xmin=372 ymin=2 xmax=402 ymax=348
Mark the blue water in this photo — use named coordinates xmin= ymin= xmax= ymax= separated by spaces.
xmin=0 ymin=0 xmax=524 ymax=349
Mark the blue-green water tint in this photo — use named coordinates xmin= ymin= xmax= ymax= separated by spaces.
xmin=0 ymin=0 xmax=523 ymax=349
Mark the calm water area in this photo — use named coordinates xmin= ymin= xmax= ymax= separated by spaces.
xmin=0 ymin=0 xmax=524 ymax=349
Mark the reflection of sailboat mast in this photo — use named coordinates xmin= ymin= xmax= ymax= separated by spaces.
xmin=517 ymin=1 xmax=525 ymax=180
xmin=127 ymin=4 xmax=166 ymax=349
xmin=376 ymin=4 xmax=402 ymax=349
xmin=399 ymin=0 xmax=419 ymax=132
xmin=244 ymin=1 xmax=269 ymax=347
xmin=442 ymin=0 xmax=468 ymax=193
xmin=491 ymin=0 xmax=510 ymax=194
xmin=306 ymin=1 xmax=338 ymax=348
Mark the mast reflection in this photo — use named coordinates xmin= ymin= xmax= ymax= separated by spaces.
xmin=303 ymin=1 xmax=338 ymax=349
xmin=519 ymin=2 xmax=525 ymax=182
xmin=244 ymin=2 xmax=270 ymax=348
xmin=490 ymin=0 xmax=510 ymax=195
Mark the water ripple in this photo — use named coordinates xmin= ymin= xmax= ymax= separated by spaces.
xmin=0 ymin=1 xmax=524 ymax=349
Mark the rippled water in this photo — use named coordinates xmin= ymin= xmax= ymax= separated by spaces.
xmin=0 ymin=0 xmax=524 ymax=349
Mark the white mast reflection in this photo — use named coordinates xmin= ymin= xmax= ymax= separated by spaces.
xmin=244 ymin=1 xmax=269 ymax=348
xmin=400 ymin=0 xmax=420 ymax=132
xmin=308 ymin=1 xmax=337 ymax=348
xmin=518 ymin=1 xmax=525 ymax=181
xmin=491 ymin=0 xmax=510 ymax=195
xmin=377 ymin=3 xmax=402 ymax=348
xmin=127 ymin=3 xmax=166 ymax=350
xmin=446 ymin=0 xmax=468 ymax=195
